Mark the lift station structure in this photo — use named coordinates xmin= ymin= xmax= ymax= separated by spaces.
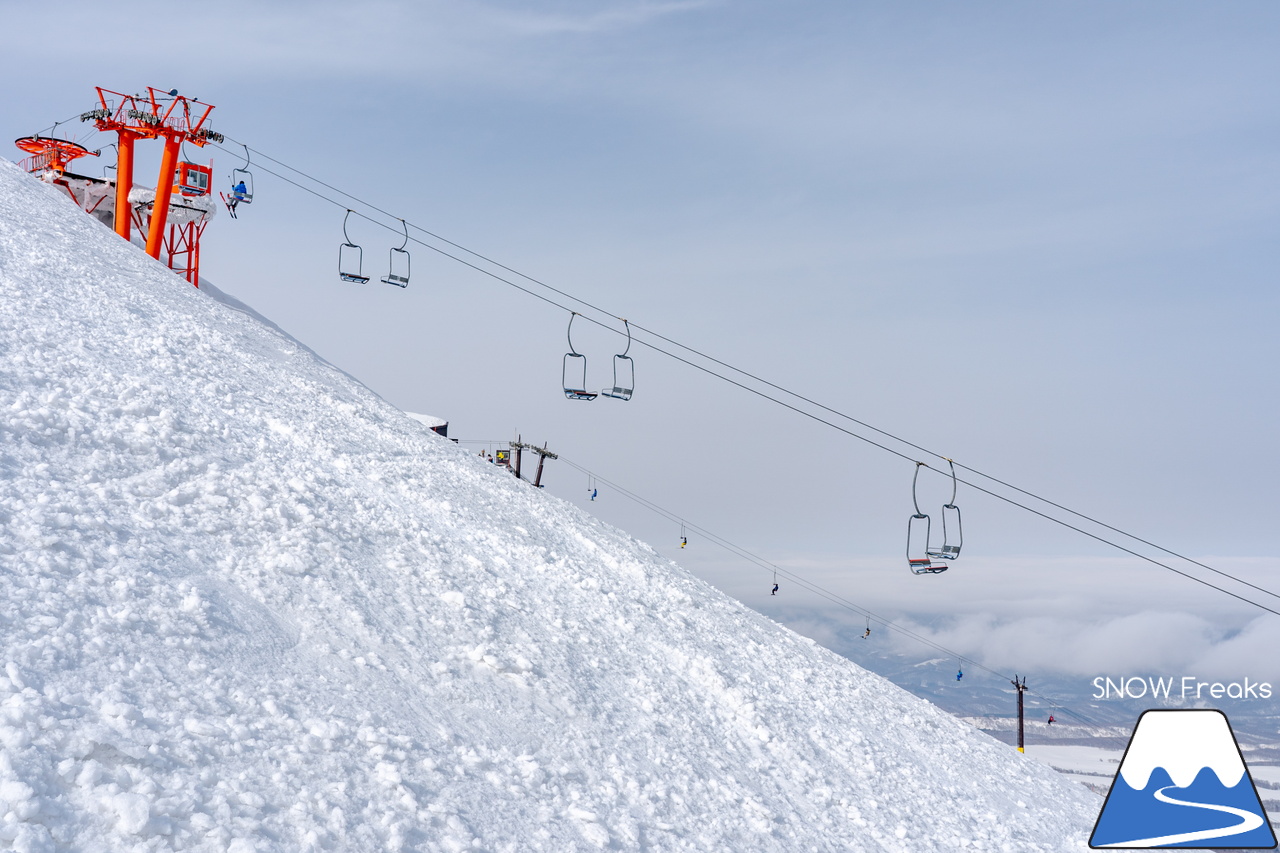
xmin=14 ymin=87 xmax=225 ymax=286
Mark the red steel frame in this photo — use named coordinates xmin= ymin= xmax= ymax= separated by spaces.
xmin=87 ymin=87 xmax=220 ymax=285
xmin=13 ymin=137 xmax=112 ymax=216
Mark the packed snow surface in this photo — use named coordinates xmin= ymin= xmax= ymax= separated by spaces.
xmin=0 ymin=157 xmax=1101 ymax=851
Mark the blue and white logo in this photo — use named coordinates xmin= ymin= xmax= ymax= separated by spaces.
xmin=1090 ymin=709 xmax=1276 ymax=848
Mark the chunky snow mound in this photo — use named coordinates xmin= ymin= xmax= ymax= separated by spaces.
xmin=0 ymin=157 xmax=1100 ymax=852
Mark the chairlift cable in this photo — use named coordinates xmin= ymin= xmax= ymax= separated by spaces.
xmin=204 ymin=138 xmax=1280 ymax=613
xmin=217 ymin=125 xmax=1277 ymax=602
xmin=29 ymin=111 xmax=91 ymax=139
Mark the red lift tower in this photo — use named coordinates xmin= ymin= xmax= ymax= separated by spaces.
xmin=13 ymin=136 xmax=110 ymax=218
xmin=16 ymin=87 xmax=225 ymax=286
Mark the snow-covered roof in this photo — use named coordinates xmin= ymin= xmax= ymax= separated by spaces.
xmin=127 ymin=184 xmax=217 ymax=224
xmin=404 ymin=411 xmax=448 ymax=429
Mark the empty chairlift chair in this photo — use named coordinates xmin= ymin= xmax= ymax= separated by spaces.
xmin=338 ymin=210 xmax=369 ymax=283
xmin=907 ymin=512 xmax=946 ymax=574
xmin=926 ymin=460 xmax=963 ymax=562
xmin=600 ymin=319 xmax=634 ymax=401
xmin=382 ymin=219 xmax=410 ymax=288
xmin=907 ymin=462 xmax=948 ymax=574
xmin=562 ymin=313 xmax=597 ymax=400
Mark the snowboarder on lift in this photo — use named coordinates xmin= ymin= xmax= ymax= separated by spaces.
xmin=862 ymin=627 xmax=871 ymax=639
xmin=771 ymin=583 xmax=779 ymax=595
xmin=590 ymin=488 xmax=598 ymax=501
xmin=680 ymin=536 xmax=687 ymax=548
xmin=1047 ymin=715 xmax=1056 ymax=725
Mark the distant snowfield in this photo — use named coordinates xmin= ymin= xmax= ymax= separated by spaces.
xmin=0 ymin=157 xmax=1101 ymax=851
xmin=1023 ymin=745 xmax=1121 ymax=792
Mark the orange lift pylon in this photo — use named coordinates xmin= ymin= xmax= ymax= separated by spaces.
xmin=80 ymin=87 xmax=224 ymax=281
xmin=13 ymin=136 xmax=97 ymax=175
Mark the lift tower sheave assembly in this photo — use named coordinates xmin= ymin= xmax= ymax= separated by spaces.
xmin=14 ymin=137 xmax=95 ymax=176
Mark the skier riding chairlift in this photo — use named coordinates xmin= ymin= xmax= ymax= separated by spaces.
xmin=226 ymin=180 xmax=248 ymax=215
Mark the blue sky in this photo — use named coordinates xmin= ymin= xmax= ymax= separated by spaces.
xmin=4 ymin=0 xmax=1280 ymax=683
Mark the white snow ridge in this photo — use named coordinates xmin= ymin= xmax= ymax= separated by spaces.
xmin=0 ymin=156 xmax=1101 ymax=851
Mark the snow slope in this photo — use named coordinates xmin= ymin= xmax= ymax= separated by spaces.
xmin=0 ymin=157 xmax=1100 ymax=851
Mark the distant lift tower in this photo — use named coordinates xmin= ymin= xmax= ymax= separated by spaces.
xmin=16 ymin=86 xmax=225 ymax=286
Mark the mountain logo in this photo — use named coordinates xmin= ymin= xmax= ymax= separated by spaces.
xmin=1089 ymin=709 xmax=1276 ymax=848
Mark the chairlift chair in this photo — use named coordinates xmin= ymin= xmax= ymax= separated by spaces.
xmin=907 ymin=512 xmax=947 ymax=574
xmin=562 ymin=313 xmax=597 ymax=400
xmin=930 ymin=504 xmax=963 ymax=561
xmin=338 ymin=210 xmax=370 ymax=283
xmin=230 ymin=143 xmax=254 ymax=204
xmin=907 ymin=463 xmax=947 ymax=574
xmin=600 ymin=319 xmax=634 ymax=401
xmin=926 ymin=460 xmax=963 ymax=562
xmin=382 ymin=219 xmax=410 ymax=288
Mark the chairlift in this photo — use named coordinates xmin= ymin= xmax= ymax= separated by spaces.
xmin=907 ymin=463 xmax=947 ymax=574
xmin=956 ymin=659 xmax=964 ymax=681
xmin=382 ymin=219 xmax=411 ymax=288
xmin=600 ymin=319 xmax=634 ymax=401
xmin=338 ymin=210 xmax=370 ymax=283
xmin=230 ymin=143 xmax=254 ymax=204
xmin=927 ymin=459 xmax=963 ymax=562
xmin=562 ymin=313 xmax=597 ymax=400
xmin=100 ymin=143 xmax=118 ymax=180
xmin=680 ymin=521 xmax=688 ymax=548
